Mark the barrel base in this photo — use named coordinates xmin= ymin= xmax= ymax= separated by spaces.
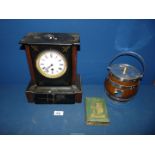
xmin=105 ymin=89 xmax=134 ymax=102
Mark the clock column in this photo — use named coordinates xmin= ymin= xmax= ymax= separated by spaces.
xmin=72 ymin=46 xmax=78 ymax=84
xmin=25 ymin=45 xmax=36 ymax=83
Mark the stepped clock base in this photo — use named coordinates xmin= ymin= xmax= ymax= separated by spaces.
xmin=25 ymin=75 xmax=82 ymax=104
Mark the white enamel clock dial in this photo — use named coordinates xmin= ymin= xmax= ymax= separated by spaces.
xmin=36 ymin=50 xmax=67 ymax=78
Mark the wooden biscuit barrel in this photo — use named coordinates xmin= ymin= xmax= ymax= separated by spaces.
xmin=104 ymin=52 xmax=145 ymax=102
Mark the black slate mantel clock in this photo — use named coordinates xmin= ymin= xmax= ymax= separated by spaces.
xmin=20 ymin=33 xmax=82 ymax=104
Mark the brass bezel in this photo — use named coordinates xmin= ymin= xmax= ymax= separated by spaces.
xmin=36 ymin=50 xmax=68 ymax=79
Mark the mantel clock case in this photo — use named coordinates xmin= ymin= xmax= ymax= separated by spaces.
xmin=20 ymin=33 xmax=82 ymax=104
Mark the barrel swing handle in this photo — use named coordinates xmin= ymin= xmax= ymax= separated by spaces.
xmin=107 ymin=51 xmax=145 ymax=78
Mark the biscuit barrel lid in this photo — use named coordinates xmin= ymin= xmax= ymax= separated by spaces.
xmin=107 ymin=51 xmax=145 ymax=81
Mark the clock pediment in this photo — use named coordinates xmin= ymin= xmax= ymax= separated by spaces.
xmin=19 ymin=33 xmax=80 ymax=46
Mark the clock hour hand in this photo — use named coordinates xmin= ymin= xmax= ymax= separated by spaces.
xmin=45 ymin=64 xmax=53 ymax=72
xmin=47 ymin=64 xmax=53 ymax=69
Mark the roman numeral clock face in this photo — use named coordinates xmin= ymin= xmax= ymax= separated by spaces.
xmin=36 ymin=50 xmax=67 ymax=78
